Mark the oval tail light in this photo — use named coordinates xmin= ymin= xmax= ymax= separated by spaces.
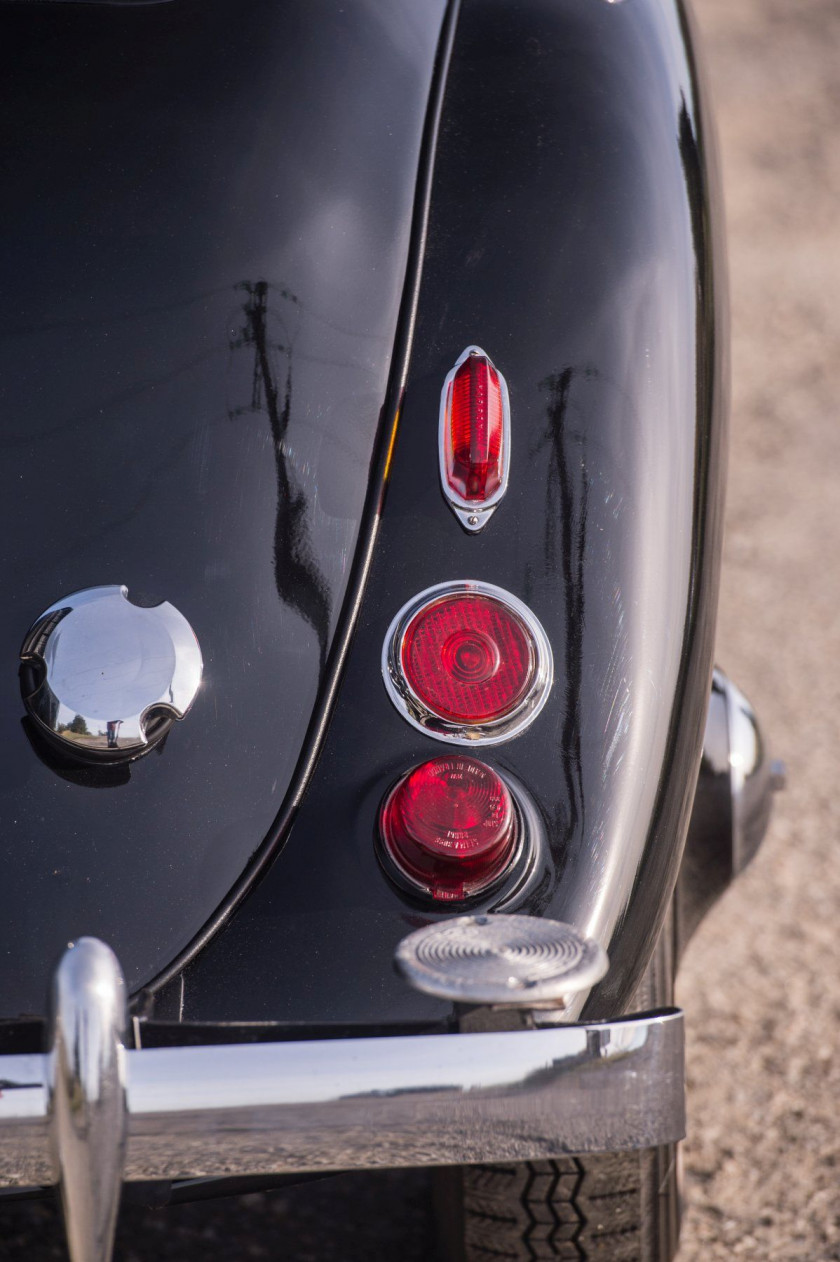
xmin=379 ymin=755 xmax=519 ymax=902
xmin=439 ymin=346 xmax=511 ymax=532
xmin=383 ymin=581 xmax=553 ymax=744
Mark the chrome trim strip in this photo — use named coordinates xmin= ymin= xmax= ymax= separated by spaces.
xmin=438 ymin=345 xmax=512 ymax=533
xmin=382 ymin=579 xmax=554 ymax=745
xmin=48 ymin=939 xmax=127 ymax=1262
xmin=0 ymin=1010 xmax=684 ymax=1186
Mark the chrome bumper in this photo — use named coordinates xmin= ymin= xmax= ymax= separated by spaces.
xmin=1 ymin=1011 xmax=685 ymax=1184
xmin=0 ymin=940 xmax=685 ymax=1262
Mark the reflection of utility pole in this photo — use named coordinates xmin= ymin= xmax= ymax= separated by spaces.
xmin=539 ymin=368 xmax=588 ymax=842
xmin=230 ymin=281 xmax=285 ymax=420
xmin=230 ymin=281 xmax=331 ymax=676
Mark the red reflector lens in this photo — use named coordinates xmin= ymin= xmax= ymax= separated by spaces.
xmin=380 ymin=756 xmax=516 ymax=901
xmin=444 ymin=351 xmax=505 ymax=504
xmin=401 ymin=592 xmax=534 ymax=724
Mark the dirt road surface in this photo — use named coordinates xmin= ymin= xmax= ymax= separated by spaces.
xmin=2 ymin=0 xmax=837 ymax=1258
xmin=678 ymin=0 xmax=840 ymax=1257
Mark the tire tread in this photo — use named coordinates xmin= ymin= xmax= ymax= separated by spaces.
xmin=462 ymin=1152 xmax=645 ymax=1261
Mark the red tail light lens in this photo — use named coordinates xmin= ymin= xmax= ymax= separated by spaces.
xmin=383 ymin=581 xmax=553 ymax=743
xmin=379 ymin=756 xmax=517 ymax=901
xmin=440 ymin=347 xmax=510 ymax=531
xmin=446 ymin=351 xmax=503 ymax=500
xmin=402 ymin=591 xmax=533 ymax=723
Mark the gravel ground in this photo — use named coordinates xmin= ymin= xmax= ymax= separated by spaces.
xmin=3 ymin=0 xmax=837 ymax=1258
xmin=678 ymin=0 xmax=840 ymax=1257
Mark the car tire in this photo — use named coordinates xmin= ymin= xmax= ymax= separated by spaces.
xmin=436 ymin=909 xmax=681 ymax=1261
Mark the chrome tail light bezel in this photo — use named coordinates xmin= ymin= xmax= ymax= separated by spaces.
xmin=382 ymin=580 xmax=554 ymax=745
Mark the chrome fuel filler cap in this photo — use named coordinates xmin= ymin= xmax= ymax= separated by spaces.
xmin=20 ymin=585 xmax=202 ymax=762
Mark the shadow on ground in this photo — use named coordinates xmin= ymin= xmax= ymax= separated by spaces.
xmin=0 ymin=1171 xmax=442 ymax=1261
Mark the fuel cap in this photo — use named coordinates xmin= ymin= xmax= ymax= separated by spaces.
xmin=20 ymin=585 xmax=202 ymax=762
xmin=395 ymin=914 xmax=608 ymax=1007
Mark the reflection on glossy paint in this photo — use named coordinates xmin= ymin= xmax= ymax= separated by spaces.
xmin=537 ymin=369 xmax=588 ymax=854
xmin=230 ymin=282 xmax=331 ymax=676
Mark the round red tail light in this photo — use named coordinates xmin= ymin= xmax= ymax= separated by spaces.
xmin=402 ymin=592 xmax=532 ymax=723
xmin=383 ymin=581 xmax=553 ymax=743
xmin=379 ymin=756 xmax=517 ymax=902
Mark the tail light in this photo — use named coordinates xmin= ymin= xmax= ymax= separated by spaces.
xmin=378 ymin=755 xmax=518 ymax=902
xmin=439 ymin=346 xmax=510 ymax=532
xmin=383 ymin=581 xmax=553 ymax=743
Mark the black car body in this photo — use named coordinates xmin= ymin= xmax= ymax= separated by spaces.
xmin=0 ymin=2 xmax=778 ymax=1259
